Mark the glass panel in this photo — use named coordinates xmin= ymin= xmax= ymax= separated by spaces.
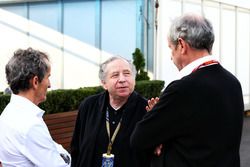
xmin=0 ymin=6 xmax=29 ymax=91
xmin=157 ymin=0 xmax=181 ymax=84
xmin=101 ymin=0 xmax=136 ymax=60
xmin=146 ymin=0 xmax=154 ymax=73
xmin=203 ymin=1 xmax=220 ymax=59
xmin=183 ymin=0 xmax=202 ymax=14
xmin=29 ymin=2 xmax=60 ymax=31
xmin=220 ymin=5 xmax=236 ymax=74
xmin=29 ymin=2 xmax=64 ymax=89
xmin=236 ymin=10 xmax=250 ymax=99
xmin=64 ymin=1 xmax=96 ymax=46
xmin=0 ymin=4 xmax=27 ymax=17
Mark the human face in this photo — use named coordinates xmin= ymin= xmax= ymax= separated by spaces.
xmin=168 ymin=38 xmax=182 ymax=71
xmin=102 ymin=59 xmax=135 ymax=100
xmin=35 ymin=65 xmax=51 ymax=105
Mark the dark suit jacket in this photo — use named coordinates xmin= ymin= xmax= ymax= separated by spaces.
xmin=131 ymin=64 xmax=244 ymax=167
xmin=71 ymin=91 xmax=151 ymax=167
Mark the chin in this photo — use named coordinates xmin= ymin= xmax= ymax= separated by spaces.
xmin=118 ymin=92 xmax=131 ymax=98
xmin=39 ymin=97 xmax=47 ymax=104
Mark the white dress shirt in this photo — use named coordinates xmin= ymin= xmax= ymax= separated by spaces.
xmin=178 ymin=55 xmax=219 ymax=79
xmin=0 ymin=94 xmax=71 ymax=167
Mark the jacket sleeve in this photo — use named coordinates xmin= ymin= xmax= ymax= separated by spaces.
xmin=130 ymin=81 xmax=190 ymax=150
xmin=70 ymin=101 xmax=86 ymax=167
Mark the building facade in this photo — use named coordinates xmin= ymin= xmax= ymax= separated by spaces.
xmin=0 ymin=0 xmax=249 ymax=110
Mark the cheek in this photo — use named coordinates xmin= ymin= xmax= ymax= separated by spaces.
xmin=102 ymin=83 xmax=108 ymax=90
xmin=103 ymin=80 xmax=115 ymax=90
xmin=170 ymin=51 xmax=175 ymax=60
xmin=129 ymin=79 xmax=135 ymax=87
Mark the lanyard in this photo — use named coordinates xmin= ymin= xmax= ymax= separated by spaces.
xmin=192 ymin=60 xmax=219 ymax=73
xmin=105 ymin=107 xmax=123 ymax=155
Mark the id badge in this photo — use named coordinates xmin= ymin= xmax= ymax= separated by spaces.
xmin=101 ymin=153 xmax=114 ymax=167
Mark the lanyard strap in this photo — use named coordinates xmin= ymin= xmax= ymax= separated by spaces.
xmin=192 ymin=60 xmax=219 ymax=73
xmin=105 ymin=107 xmax=122 ymax=155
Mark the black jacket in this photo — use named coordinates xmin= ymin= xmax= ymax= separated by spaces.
xmin=131 ymin=64 xmax=244 ymax=167
xmin=71 ymin=91 xmax=151 ymax=167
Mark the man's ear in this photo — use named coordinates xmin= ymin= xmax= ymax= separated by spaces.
xmin=178 ymin=38 xmax=188 ymax=54
xmin=101 ymin=80 xmax=108 ymax=90
xmin=31 ymin=76 xmax=39 ymax=89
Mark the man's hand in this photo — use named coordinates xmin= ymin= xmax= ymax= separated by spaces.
xmin=154 ymin=144 xmax=163 ymax=156
xmin=146 ymin=97 xmax=159 ymax=112
xmin=146 ymin=97 xmax=162 ymax=156
xmin=60 ymin=153 xmax=70 ymax=164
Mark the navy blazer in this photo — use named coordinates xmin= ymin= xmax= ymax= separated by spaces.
xmin=131 ymin=64 xmax=244 ymax=167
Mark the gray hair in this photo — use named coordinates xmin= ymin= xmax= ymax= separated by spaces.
xmin=99 ymin=56 xmax=136 ymax=81
xmin=168 ymin=13 xmax=214 ymax=54
xmin=5 ymin=47 xmax=50 ymax=94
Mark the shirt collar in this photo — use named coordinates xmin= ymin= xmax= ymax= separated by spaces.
xmin=10 ymin=94 xmax=45 ymax=118
xmin=178 ymin=55 xmax=219 ymax=79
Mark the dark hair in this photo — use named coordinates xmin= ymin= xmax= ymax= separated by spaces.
xmin=168 ymin=13 xmax=214 ymax=54
xmin=5 ymin=47 xmax=50 ymax=94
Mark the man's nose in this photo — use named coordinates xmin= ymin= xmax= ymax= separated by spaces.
xmin=48 ymin=81 xmax=51 ymax=88
xmin=118 ymin=74 xmax=126 ymax=82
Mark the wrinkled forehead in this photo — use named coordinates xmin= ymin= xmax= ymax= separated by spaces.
xmin=106 ymin=59 xmax=131 ymax=73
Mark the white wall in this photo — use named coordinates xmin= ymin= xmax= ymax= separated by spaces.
xmin=0 ymin=0 xmax=139 ymax=92
xmin=1 ymin=0 xmax=249 ymax=110
xmin=0 ymin=9 xmax=113 ymax=91
xmin=156 ymin=0 xmax=250 ymax=110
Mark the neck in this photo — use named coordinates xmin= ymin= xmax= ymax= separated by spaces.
xmin=109 ymin=96 xmax=128 ymax=110
xmin=18 ymin=90 xmax=38 ymax=105
xmin=181 ymin=49 xmax=210 ymax=70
